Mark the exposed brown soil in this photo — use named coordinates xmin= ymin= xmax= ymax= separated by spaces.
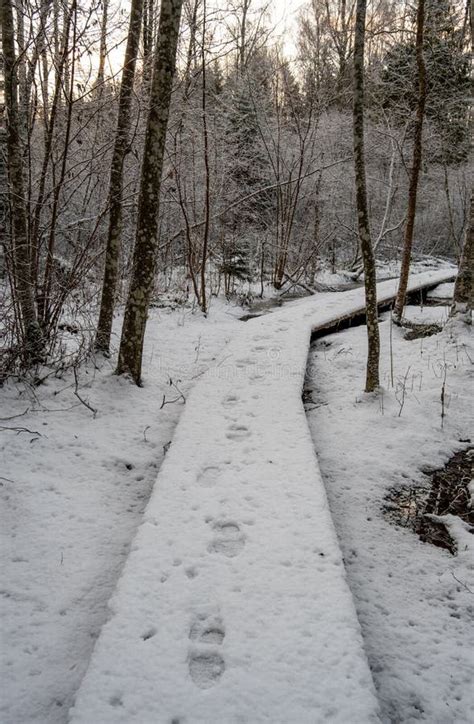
xmin=383 ymin=447 xmax=474 ymax=554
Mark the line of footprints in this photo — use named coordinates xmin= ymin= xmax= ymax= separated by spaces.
xmin=188 ymin=613 xmax=226 ymax=689
xmin=187 ymin=510 xmax=245 ymax=688
xmin=188 ymin=390 xmax=253 ymax=689
xmin=187 ymin=338 xmax=288 ymax=692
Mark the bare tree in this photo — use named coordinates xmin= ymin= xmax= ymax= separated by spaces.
xmin=95 ymin=0 xmax=109 ymax=90
xmin=117 ymin=0 xmax=184 ymax=383
xmin=1 ymin=0 xmax=42 ymax=360
xmin=353 ymin=0 xmax=380 ymax=391
xmin=393 ymin=0 xmax=427 ymax=323
xmin=226 ymin=0 xmax=271 ymax=74
xmin=95 ymin=0 xmax=144 ymax=353
xmin=324 ymin=0 xmax=355 ymax=100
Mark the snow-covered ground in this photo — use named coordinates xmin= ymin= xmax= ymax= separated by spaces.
xmin=68 ymin=270 xmax=454 ymax=724
xmin=0 ymin=300 xmax=243 ymax=724
xmin=306 ymin=302 xmax=473 ymax=723
xmin=427 ymin=281 xmax=455 ymax=299
xmin=1 ymin=268 xmax=467 ymax=724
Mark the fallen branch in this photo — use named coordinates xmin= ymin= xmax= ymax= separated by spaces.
xmin=0 ymin=425 xmax=41 ymax=436
xmin=73 ymin=368 xmax=98 ymax=418
xmin=0 ymin=407 xmax=30 ymax=421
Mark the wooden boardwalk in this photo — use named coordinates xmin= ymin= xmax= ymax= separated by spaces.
xmin=70 ymin=270 xmax=455 ymax=724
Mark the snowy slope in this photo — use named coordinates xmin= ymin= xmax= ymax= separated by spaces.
xmin=69 ymin=269 xmax=455 ymax=724
xmin=306 ymin=303 xmax=473 ymax=723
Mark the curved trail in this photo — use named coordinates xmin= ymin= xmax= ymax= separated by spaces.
xmin=69 ymin=270 xmax=455 ymax=724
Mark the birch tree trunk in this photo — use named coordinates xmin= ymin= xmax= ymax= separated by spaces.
xmin=95 ymin=0 xmax=144 ymax=353
xmin=352 ymin=0 xmax=380 ymax=392
xmin=116 ymin=0 xmax=184 ymax=383
xmin=1 ymin=0 xmax=42 ymax=361
xmin=393 ymin=0 xmax=426 ymax=323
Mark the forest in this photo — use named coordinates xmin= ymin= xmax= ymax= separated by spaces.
xmin=1 ymin=0 xmax=472 ymax=383
xmin=0 ymin=1 xmax=473 ymax=723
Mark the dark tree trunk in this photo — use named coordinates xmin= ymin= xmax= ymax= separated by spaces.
xmin=352 ymin=0 xmax=380 ymax=392
xmin=1 ymin=0 xmax=42 ymax=361
xmin=30 ymin=0 xmax=74 ymax=301
xmin=96 ymin=0 xmax=144 ymax=353
xmin=142 ymin=0 xmax=155 ymax=89
xmin=450 ymin=192 xmax=473 ymax=320
xmin=200 ymin=0 xmax=210 ymax=315
xmin=116 ymin=0 xmax=184 ymax=383
xmin=450 ymin=2 xmax=473 ymax=321
xmin=393 ymin=0 xmax=426 ymax=323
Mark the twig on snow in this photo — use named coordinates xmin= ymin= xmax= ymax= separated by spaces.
xmin=73 ymin=368 xmax=97 ymax=418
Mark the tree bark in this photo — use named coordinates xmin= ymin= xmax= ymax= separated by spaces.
xmin=142 ymin=0 xmax=155 ymax=89
xmin=393 ymin=0 xmax=426 ymax=323
xmin=352 ymin=0 xmax=380 ymax=392
xmin=200 ymin=0 xmax=211 ymax=314
xmin=450 ymin=0 xmax=473 ymax=321
xmin=450 ymin=191 xmax=473 ymax=320
xmin=1 ymin=0 xmax=42 ymax=360
xmin=95 ymin=0 xmax=144 ymax=353
xmin=116 ymin=0 xmax=184 ymax=383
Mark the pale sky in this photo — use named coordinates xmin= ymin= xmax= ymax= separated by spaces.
xmin=104 ymin=0 xmax=308 ymax=76
xmin=270 ymin=0 xmax=307 ymax=57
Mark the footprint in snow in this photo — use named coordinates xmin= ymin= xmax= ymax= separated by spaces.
xmin=188 ymin=653 xmax=225 ymax=689
xmin=222 ymin=394 xmax=239 ymax=408
xmin=226 ymin=424 xmax=251 ymax=440
xmin=190 ymin=613 xmax=225 ymax=645
xmin=197 ymin=466 xmax=220 ymax=488
xmin=235 ymin=358 xmax=254 ymax=368
xmin=209 ymin=522 xmax=245 ymax=557
xmin=188 ymin=614 xmax=226 ymax=688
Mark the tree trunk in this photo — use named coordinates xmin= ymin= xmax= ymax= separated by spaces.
xmin=238 ymin=0 xmax=249 ymax=74
xmin=142 ymin=0 xmax=155 ymax=89
xmin=393 ymin=0 xmax=426 ymax=323
xmin=450 ymin=0 xmax=473 ymax=321
xmin=95 ymin=0 xmax=144 ymax=353
xmin=450 ymin=191 xmax=473 ymax=320
xmin=95 ymin=0 xmax=109 ymax=91
xmin=116 ymin=0 xmax=184 ymax=383
xmin=200 ymin=0 xmax=210 ymax=314
xmin=352 ymin=0 xmax=380 ymax=392
xmin=30 ymin=2 xmax=73 ymax=296
xmin=38 ymin=0 xmax=78 ymax=331
xmin=1 ymin=0 xmax=42 ymax=361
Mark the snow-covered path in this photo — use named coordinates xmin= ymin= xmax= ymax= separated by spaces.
xmin=69 ymin=270 xmax=455 ymax=724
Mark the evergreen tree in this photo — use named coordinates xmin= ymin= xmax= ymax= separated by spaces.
xmin=380 ymin=0 xmax=470 ymax=163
